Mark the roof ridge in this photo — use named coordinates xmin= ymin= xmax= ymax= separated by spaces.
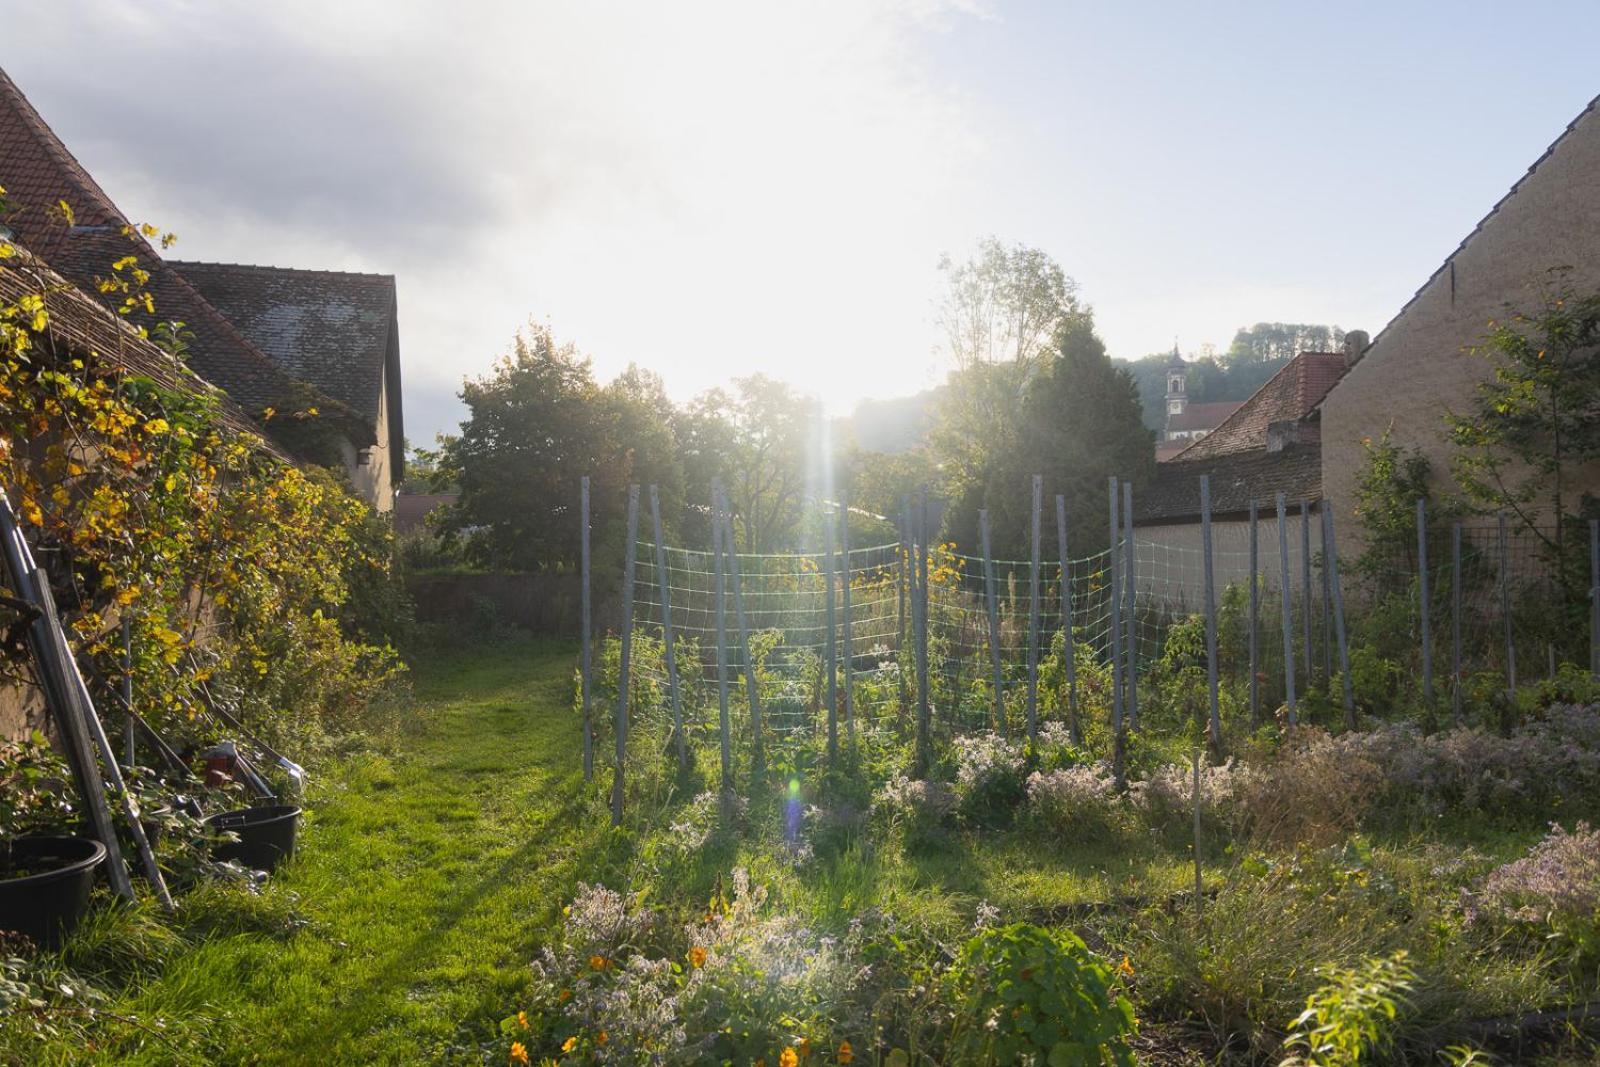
xmin=0 ymin=65 xmax=125 ymax=226
xmin=1321 ymin=89 xmax=1600 ymax=411
xmin=170 ymin=259 xmax=396 ymax=283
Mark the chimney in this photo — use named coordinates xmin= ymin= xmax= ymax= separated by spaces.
xmin=1343 ymin=329 xmax=1370 ymax=367
xmin=1266 ymin=419 xmax=1301 ymax=453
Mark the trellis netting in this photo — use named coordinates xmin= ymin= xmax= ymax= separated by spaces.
xmin=588 ymin=478 xmax=1600 ymax=810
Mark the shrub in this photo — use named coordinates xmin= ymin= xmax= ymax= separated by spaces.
xmin=951 ymin=731 xmax=1027 ymax=828
xmin=944 ymin=923 xmax=1136 ymax=1066
xmin=1464 ymin=822 xmax=1600 ymax=972
xmin=873 ymin=774 xmax=955 ymax=848
xmin=1234 ymin=728 xmax=1383 ymax=847
xmin=1025 ymin=764 xmax=1122 ymax=841
xmin=1129 ymin=756 xmax=1245 ymax=837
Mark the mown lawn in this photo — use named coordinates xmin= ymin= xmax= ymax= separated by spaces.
xmin=9 ymin=638 xmax=608 ymax=1066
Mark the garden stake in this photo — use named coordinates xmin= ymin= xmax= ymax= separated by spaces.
xmin=612 ymin=484 xmax=639 ymax=826
xmin=719 ymin=489 xmax=763 ymax=771
xmin=839 ymin=493 xmax=854 ymax=747
xmin=711 ymin=483 xmax=732 ymax=790
xmin=1324 ymin=506 xmax=1356 ymax=728
xmin=1300 ymin=500 xmax=1313 ymax=685
xmin=0 ymin=490 xmax=135 ymax=901
xmin=1452 ymin=522 xmax=1464 ymax=725
xmin=1123 ymin=480 xmax=1138 ymax=731
xmin=1027 ymin=473 xmax=1042 ymax=743
xmin=121 ymin=615 xmax=135 ymax=770
xmin=1248 ymin=500 xmax=1259 ymax=728
xmin=650 ymin=485 xmax=687 ymax=770
xmin=1108 ymin=477 xmax=1125 ymax=789
xmin=580 ymin=475 xmax=593 ymax=782
xmin=1417 ymin=498 xmax=1433 ymax=707
xmin=1276 ymin=493 xmax=1296 ymax=723
xmin=1056 ymin=495 xmax=1081 ymax=745
xmin=979 ymin=508 xmax=1005 ymax=739
xmin=823 ymin=493 xmax=839 ymax=765
xmin=1200 ymin=476 xmax=1221 ymax=757
xmin=1192 ymin=749 xmax=1204 ymax=920
xmin=1499 ymin=510 xmax=1515 ymax=702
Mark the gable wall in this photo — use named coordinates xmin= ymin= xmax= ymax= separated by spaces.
xmin=1322 ymin=98 xmax=1600 ymax=543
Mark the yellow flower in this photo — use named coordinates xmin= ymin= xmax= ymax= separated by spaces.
xmin=688 ymin=945 xmax=707 ymax=968
xmin=589 ymin=954 xmax=609 ymax=971
xmin=596 ymin=1030 xmax=609 ymax=1046
xmin=561 ymin=1036 xmax=578 ymax=1053
xmin=558 ymin=988 xmax=571 ymax=1003
xmin=838 ymin=1040 xmax=854 ymax=1064
xmin=509 ymin=1041 xmax=530 ymax=1066
xmin=517 ymin=1010 xmax=529 ymax=1029
xmin=780 ymin=1048 xmax=799 ymax=1067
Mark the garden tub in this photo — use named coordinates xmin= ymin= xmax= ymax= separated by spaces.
xmin=205 ymin=804 xmax=301 ymax=873
xmin=0 ymin=835 xmax=107 ymax=948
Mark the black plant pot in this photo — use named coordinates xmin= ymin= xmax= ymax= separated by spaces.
xmin=0 ymin=836 xmax=107 ymax=949
xmin=205 ymin=804 xmax=301 ymax=873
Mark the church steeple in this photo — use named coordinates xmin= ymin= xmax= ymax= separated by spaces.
xmin=1165 ymin=342 xmax=1187 ymax=420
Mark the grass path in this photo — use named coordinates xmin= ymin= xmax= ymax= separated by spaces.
xmin=113 ymin=638 xmax=593 ymax=1065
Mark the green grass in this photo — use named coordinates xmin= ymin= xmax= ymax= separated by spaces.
xmin=7 ymin=637 xmax=610 ymax=1065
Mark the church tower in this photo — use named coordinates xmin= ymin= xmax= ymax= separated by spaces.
xmin=1164 ymin=344 xmax=1187 ymax=420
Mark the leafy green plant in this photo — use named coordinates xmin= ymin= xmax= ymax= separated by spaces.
xmin=1278 ymin=950 xmax=1415 ymax=1067
xmin=945 ymin=923 xmax=1136 ymax=1066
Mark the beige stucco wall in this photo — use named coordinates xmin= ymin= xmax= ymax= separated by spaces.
xmin=1132 ymin=511 xmax=1319 ymax=610
xmin=1322 ymin=98 xmax=1600 ymax=546
xmin=344 ymin=366 xmax=394 ymax=513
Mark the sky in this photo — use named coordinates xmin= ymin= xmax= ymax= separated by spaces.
xmin=4 ymin=1 xmax=1599 ymax=447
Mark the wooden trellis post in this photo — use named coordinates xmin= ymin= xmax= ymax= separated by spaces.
xmin=121 ymin=617 xmax=134 ymax=769
xmin=1123 ymin=481 xmax=1138 ymax=731
xmin=1417 ymin=498 xmax=1433 ymax=707
xmin=719 ymin=490 xmax=762 ymax=773
xmin=1027 ymin=474 xmax=1042 ymax=743
xmin=980 ymin=508 xmax=1005 ymax=739
xmin=897 ymin=502 xmax=910 ymax=715
xmin=915 ymin=489 xmax=932 ymax=775
xmin=1108 ymin=477 xmax=1124 ymax=788
xmin=1248 ymin=500 xmax=1259 ymax=728
xmin=1324 ymin=506 xmax=1355 ymax=728
xmin=1300 ymin=500 xmax=1313 ymax=684
xmin=823 ymin=496 xmax=839 ymax=765
xmin=1056 ymin=495 xmax=1081 ymax=745
xmin=1200 ymin=475 xmax=1222 ymax=756
xmin=611 ymin=484 xmax=639 ymax=826
xmin=1591 ymin=519 xmax=1599 ymax=679
xmin=1276 ymin=493 xmax=1296 ymax=724
xmin=1499 ymin=511 xmax=1515 ymax=702
xmin=1452 ymin=522 xmax=1464 ymax=725
xmin=711 ymin=484 xmax=732 ymax=791
xmin=580 ymin=476 xmax=593 ymax=782
xmin=839 ymin=493 xmax=854 ymax=745
xmin=650 ymin=486 xmax=687 ymax=770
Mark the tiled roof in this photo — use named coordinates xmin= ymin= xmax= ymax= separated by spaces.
xmin=1134 ymin=443 xmax=1323 ymax=524
xmin=172 ymin=261 xmax=396 ymax=426
xmin=1170 ymin=352 xmax=1347 ymax=461
xmin=1166 ymin=400 xmax=1242 ymax=433
xmin=0 ymin=65 xmax=369 ymax=448
xmin=0 ymin=243 xmax=284 ymax=456
xmin=1154 ymin=441 xmax=1189 ymax=463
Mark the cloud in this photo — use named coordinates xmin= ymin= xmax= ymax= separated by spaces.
xmin=2 ymin=0 xmax=989 ymax=443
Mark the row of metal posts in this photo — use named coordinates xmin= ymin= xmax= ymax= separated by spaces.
xmin=580 ymin=478 xmax=1600 ymax=822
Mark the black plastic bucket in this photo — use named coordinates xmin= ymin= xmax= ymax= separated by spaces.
xmin=0 ymin=836 xmax=107 ymax=948
xmin=205 ymin=804 xmax=301 ymax=873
